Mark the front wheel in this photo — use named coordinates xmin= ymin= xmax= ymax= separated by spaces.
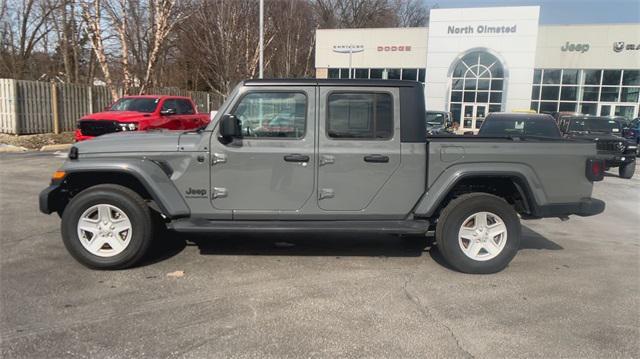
xmin=61 ymin=184 xmax=154 ymax=269
xmin=435 ymin=193 xmax=521 ymax=274
xmin=618 ymin=161 xmax=636 ymax=179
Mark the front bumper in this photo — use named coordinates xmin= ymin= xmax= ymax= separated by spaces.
xmin=595 ymin=153 xmax=635 ymax=167
xmin=39 ymin=184 xmax=63 ymax=214
xmin=533 ymin=197 xmax=605 ymax=218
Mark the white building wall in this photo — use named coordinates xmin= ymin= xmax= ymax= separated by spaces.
xmin=535 ymin=24 xmax=640 ymax=69
xmin=425 ymin=6 xmax=540 ymax=112
xmin=315 ymin=28 xmax=428 ymax=69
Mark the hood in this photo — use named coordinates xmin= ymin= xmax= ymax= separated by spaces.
xmin=81 ymin=111 xmax=154 ymax=122
xmin=74 ymin=130 xmax=185 ymax=154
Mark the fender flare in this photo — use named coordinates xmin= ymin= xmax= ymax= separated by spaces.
xmin=413 ymin=163 xmax=548 ymax=218
xmin=58 ymin=158 xmax=190 ymax=218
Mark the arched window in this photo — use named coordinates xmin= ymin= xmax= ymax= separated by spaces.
xmin=449 ymin=51 xmax=505 ymax=130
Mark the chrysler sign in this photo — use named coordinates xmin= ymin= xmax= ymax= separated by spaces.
xmin=332 ymin=45 xmax=364 ymax=53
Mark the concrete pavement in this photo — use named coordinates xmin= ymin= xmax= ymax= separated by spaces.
xmin=1 ymin=152 xmax=638 ymax=358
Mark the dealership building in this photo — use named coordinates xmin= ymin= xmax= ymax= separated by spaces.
xmin=315 ymin=6 xmax=640 ymax=131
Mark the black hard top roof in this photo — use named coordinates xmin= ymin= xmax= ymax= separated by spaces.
xmin=243 ymin=78 xmax=422 ymax=88
xmin=487 ymin=112 xmax=555 ymax=121
xmin=564 ymin=115 xmax=626 ymax=121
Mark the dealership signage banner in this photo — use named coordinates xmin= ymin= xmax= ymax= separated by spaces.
xmin=332 ymin=45 xmax=364 ymax=53
xmin=613 ymin=41 xmax=640 ymax=52
xmin=561 ymin=42 xmax=590 ymax=53
xmin=447 ymin=25 xmax=518 ymax=34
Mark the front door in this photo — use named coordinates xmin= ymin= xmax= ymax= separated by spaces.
xmin=317 ymin=88 xmax=400 ymax=211
xmin=460 ymin=104 xmax=487 ymax=132
xmin=598 ymin=102 xmax=638 ymax=120
xmin=209 ymin=88 xmax=315 ymax=215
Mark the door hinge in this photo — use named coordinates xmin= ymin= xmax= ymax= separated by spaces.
xmin=212 ymin=153 xmax=227 ymax=165
xmin=319 ymin=155 xmax=335 ymax=166
xmin=212 ymin=187 xmax=228 ymax=199
xmin=319 ymin=188 xmax=334 ymax=200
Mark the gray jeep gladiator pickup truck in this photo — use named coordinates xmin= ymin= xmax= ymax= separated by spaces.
xmin=40 ymin=79 xmax=605 ymax=273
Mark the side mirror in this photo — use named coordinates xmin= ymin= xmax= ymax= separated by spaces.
xmin=219 ymin=114 xmax=242 ymax=142
xmin=160 ymin=108 xmax=176 ymax=115
xmin=103 ymin=105 xmax=111 ymax=111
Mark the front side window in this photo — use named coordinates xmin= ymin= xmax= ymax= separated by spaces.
xmin=327 ymin=93 xmax=393 ymax=140
xmin=232 ymin=92 xmax=306 ymax=139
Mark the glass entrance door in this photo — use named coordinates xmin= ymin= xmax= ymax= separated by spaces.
xmin=461 ymin=104 xmax=487 ymax=132
xmin=598 ymin=102 xmax=638 ymax=120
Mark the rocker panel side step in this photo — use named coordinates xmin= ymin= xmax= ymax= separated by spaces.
xmin=169 ymin=219 xmax=430 ymax=234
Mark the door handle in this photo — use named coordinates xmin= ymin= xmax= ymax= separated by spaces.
xmin=284 ymin=154 xmax=309 ymax=162
xmin=319 ymin=155 xmax=335 ymax=166
xmin=364 ymin=154 xmax=389 ymax=163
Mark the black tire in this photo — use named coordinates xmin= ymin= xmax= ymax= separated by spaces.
xmin=618 ymin=161 xmax=635 ymax=179
xmin=61 ymin=184 xmax=154 ymax=269
xmin=435 ymin=193 xmax=521 ymax=274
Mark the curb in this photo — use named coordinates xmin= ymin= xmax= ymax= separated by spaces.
xmin=0 ymin=144 xmax=29 ymax=153
xmin=40 ymin=144 xmax=72 ymax=152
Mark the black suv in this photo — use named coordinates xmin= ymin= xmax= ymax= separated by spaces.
xmin=425 ymin=110 xmax=453 ymax=135
xmin=558 ymin=115 xmax=636 ymax=179
xmin=478 ymin=113 xmax=562 ymax=138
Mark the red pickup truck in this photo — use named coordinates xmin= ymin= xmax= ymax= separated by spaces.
xmin=75 ymin=95 xmax=210 ymax=141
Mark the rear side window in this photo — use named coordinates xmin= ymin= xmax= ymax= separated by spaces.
xmin=175 ymin=99 xmax=195 ymax=114
xmin=479 ymin=117 xmax=561 ymax=138
xmin=327 ymin=93 xmax=393 ymax=139
xmin=161 ymin=99 xmax=177 ymax=113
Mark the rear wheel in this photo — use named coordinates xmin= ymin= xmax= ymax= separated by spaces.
xmin=435 ymin=193 xmax=521 ymax=274
xmin=618 ymin=161 xmax=635 ymax=179
xmin=61 ymin=184 xmax=154 ymax=269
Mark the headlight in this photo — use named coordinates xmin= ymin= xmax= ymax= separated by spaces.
xmin=118 ymin=122 xmax=138 ymax=131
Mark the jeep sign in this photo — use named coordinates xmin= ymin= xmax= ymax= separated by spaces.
xmin=561 ymin=42 xmax=590 ymax=53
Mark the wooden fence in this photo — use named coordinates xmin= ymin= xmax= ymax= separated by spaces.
xmin=0 ymin=79 xmax=222 ymax=135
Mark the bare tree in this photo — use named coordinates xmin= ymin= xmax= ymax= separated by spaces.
xmin=391 ymin=0 xmax=429 ymax=27
xmin=49 ymin=0 xmax=86 ymax=82
xmin=81 ymin=0 xmax=119 ymax=100
xmin=103 ymin=0 xmax=132 ymax=93
xmin=0 ymin=0 xmax=60 ymax=79
xmin=315 ymin=0 xmax=396 ymax=29
xmin=176 ymin=0 xmax=275 ymax=97
xmin=138 ymin=0 xmax=186 ymax=93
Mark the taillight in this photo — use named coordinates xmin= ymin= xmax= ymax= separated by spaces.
xmin=586 ymin=158 xmax=604 ymax=182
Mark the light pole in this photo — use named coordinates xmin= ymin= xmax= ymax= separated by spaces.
xmin=259 ymin=0 xmax=264 ymax=79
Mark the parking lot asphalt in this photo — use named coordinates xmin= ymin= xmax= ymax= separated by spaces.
xmin=1 ymin=151 xmax=638 ymax=358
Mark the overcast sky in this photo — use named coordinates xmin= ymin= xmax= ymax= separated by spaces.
xmin=425 ymin=0 xmax=640 ymax=24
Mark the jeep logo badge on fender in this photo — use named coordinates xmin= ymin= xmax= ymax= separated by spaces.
xmin=185 ymin=187 xmax=207 ymax=198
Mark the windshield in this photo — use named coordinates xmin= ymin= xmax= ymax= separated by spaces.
xmin=568 ymin=118 xmax=621 ymax=133
xmin=426 ymin=112 xmax=445 ymax=125
xmin=109 ymin=98 xmax=159 ymax=113
xmin=479 ymin=117 xmax=561 ymax=138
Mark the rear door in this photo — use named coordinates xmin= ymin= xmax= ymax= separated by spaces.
xmin=158 ymin=98 xmax=184 ymax=129
xmin=175 ymin=99 xmax=199 ymax=129
xmin=317 ymin=87 xmax=401 ymax=211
